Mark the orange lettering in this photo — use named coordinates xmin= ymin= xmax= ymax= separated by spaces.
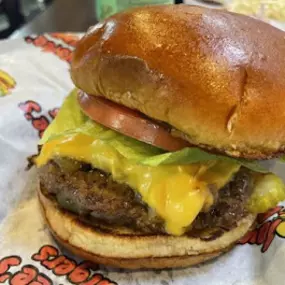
xmin=25 ymin=35 xmax=74 ymax=63
xmin=56 ymin=47 xmax=72 ymax=62
xmin=43 ymin=42 xmax=56 ymax=53
xmin=34 ymin=36 xmax=48 ymax=47
xmin=50 ymin=33 xmax=79 ymax=47
xmin=60 ymin=46 xmax=70 ymax=61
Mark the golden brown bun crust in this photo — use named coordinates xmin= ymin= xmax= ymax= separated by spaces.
xmin=39 ymin=185 xmax=256 ymax=269
xmin=71 ymin=5 xmax=285 ymax=159
xmin=53 ymin=233 xmax=224 ymax=269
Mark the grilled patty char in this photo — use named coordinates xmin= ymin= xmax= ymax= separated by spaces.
xmin=38 ymin=158 xmax=253 ymax=236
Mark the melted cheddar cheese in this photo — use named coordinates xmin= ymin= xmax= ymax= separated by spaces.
xmin=36 ymin=133 xmax=240 ymax=235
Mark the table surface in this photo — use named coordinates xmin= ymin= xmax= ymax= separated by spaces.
xmin=10 ymin=0 xmax=217 ymax=39
xmin=10 ymin=0 xmax=97 ymax=38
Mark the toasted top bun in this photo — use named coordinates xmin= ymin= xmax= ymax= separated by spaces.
xmin=71 ymin=5 xmax=285 ymax=159
xmin=39 ymin=187 xmax=256 ymax=269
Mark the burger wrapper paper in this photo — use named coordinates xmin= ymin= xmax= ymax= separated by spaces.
xmin=1 ymin=30 xmax=285 ymax=285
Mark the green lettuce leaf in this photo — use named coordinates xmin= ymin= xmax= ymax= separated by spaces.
xmin=279 ymin=156 xmax=285 ymax=163
xmin=140 ymin=147 xmax=267 ymax=172
xmin=77 ymin=120 xmax=162 ymax=160
xmin=40 ymin=89 xmax=267 ymax=173
xmin=40 ymin=89 xmax=88 ymax=145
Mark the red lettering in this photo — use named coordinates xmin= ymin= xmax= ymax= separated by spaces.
xmin=39 ymin=130 xmax=45 ymax=138
xmin=0 ymin=256 xmax=21 ymax=283
xmin=31 ymin=274 xmax=52 ymax=285
xmin=0 ymin=256 xmax=21 ymax=274
xmin=19 ymin=101 xmax=52 ymax=138
xmin=257 ymin=221 xmax=271 ymax=245
xmin=10 ymin=265 xmax=37 ymax=285
xmin=257 ymin=206 xmax=283 ymax=224
xmin=42 ymin=256 xmax=65 ymax=269
xmin=97 ymin=280 xmax=114 ymax=285
xmin=82 ymin=274 xmax=102 ymax=285
xmin=32 ymin=245 xmax=58 ymax=262
xmin=68 ymin=262 xmax=91 ymax=283
xmin=53 ymin=257 xmax=76 ymax=276
xmin=19 ymin=101 xmax=41 ymax=115
xmin=249 ymin=230 xmax=258 ymax=244
xmin=32 ymin=116 xmax=49 ymax=132
xmin=24 ymin=113 xmax=33 ymax=120
xmin=262 ymin=219 xmax=282 ymax=252
xmin=48 ymin=108 xmax=59 ymax=119
xmin=10 ymin=265 xmax=52 ymax=285
xmin=0 ymin=274 xmax=10 ymax=283
xmin=238 ymin=231 xmax=255 ymax=244
xmin=25 ymin=37 xmax=33 ymax=43
xmin=32 ymin=246 xmax=117 ymax=284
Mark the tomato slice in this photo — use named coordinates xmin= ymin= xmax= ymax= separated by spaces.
xmin=77 ymin=91 xmax=190 ymax=151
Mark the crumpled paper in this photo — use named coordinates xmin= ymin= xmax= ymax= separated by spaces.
xmin=1 ymin=28 xmax=285 ymax=285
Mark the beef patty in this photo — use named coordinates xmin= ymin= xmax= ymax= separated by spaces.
xmin=38 ymin=158 xmax=253 ymax=237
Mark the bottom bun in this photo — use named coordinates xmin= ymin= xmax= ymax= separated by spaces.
xmin=38 ymin=187 xmax=256 ymax=269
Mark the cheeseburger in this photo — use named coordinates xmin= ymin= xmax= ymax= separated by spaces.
xmin=35 ymin=5 xmax=285 ymax=269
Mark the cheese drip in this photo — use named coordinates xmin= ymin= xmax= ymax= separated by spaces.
xmin=36 ymin=134 xmax=240 ymax=235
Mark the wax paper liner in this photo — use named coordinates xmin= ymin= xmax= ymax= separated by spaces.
xmin=1 ymin=30 xmax=285 ymax=285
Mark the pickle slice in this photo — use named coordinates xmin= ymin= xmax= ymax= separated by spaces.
xmin=247 ymin=174 xmax=285 ymax=213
